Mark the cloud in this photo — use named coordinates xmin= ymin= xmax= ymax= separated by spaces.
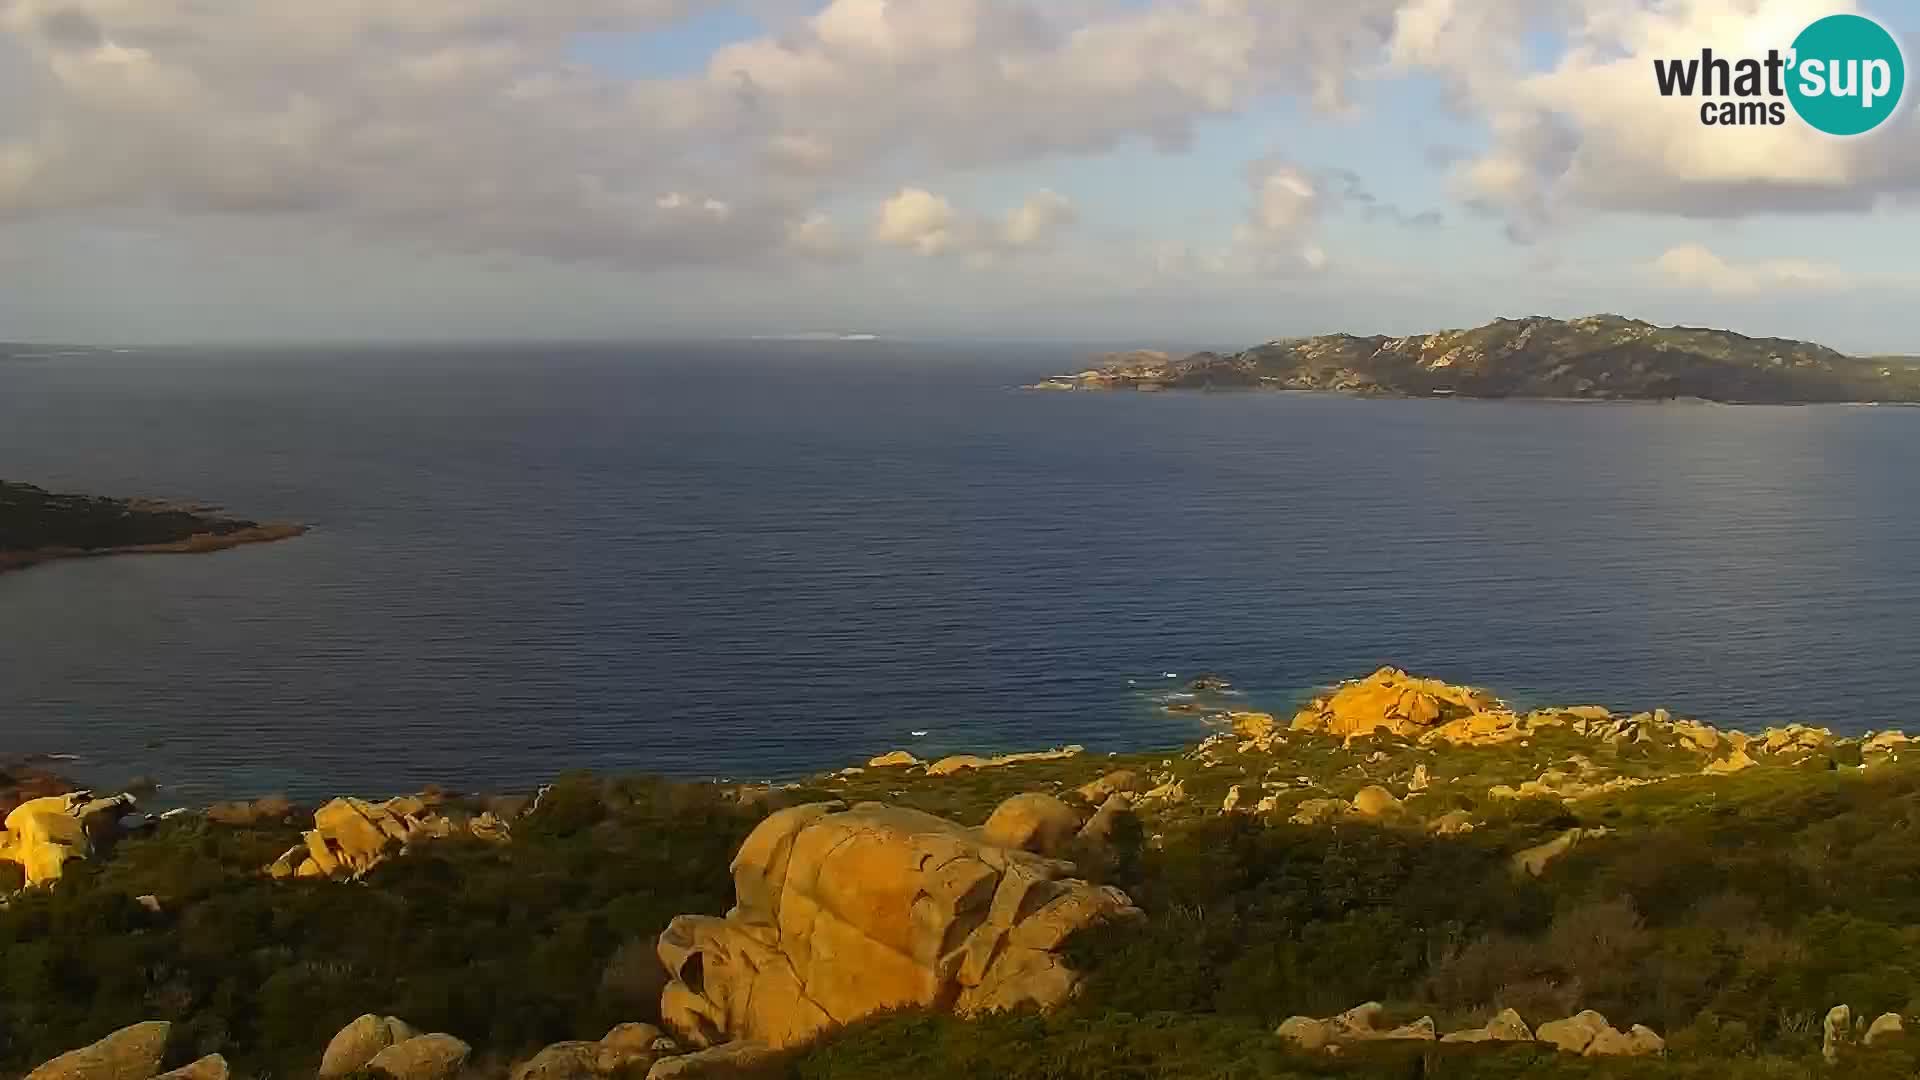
xmin=1649 ymin=243 xmax=1848 ymax=294
xmin=1393 ymin=0 xmax=1920 ymax=233
xmin=875 ymin=187 xmax=961 ymax=256
xmin=0 ymin=0 xmax=1914 ymax=287
xmin=1002 ymin=189 xmax=1077 ymax=249
xmin=874 ymin=186 xmax=1077 ymax=260
xmin=0 ymin=0 xmax=1413 ymax=270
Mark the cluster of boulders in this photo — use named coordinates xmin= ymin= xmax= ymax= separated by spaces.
xmin=1824 ymin=1005 xmax=1907 ymax=1062
xmin=655 ymin=797 xmax=1140 ymax=1051
xmin=1277 ymin=1003 xmax=1663 ymax=1058
xmin=23 ymin=1022 xmax=222 ymax=1080
xmin=31 ymin=1013 xmax=756 ymax=1080
xmin=1275 ymin=667 xmax=1886 ymax=771
xmin=1 ymin=790 xmax=142 ymax=886
xmin=267 ymin=796 xmax=511 ymax=881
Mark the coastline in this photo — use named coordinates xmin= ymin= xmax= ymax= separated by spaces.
xmin=1022 ymin=383 xmax=1919 ymax=407
xmin=0 ymin=522 xmax=310 ymax=575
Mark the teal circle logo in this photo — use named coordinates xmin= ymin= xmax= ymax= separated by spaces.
xmin=1787 ymin=14 xmax=1905 ymax=136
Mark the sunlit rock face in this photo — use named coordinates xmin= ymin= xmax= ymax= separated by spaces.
xmin=656 ymin=800 xmax=1141 ymax=1050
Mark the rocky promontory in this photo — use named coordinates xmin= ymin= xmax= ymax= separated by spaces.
xmin=0 ymin=479 xmax=306 ymax=573
xmin=1032 ymin=314 xmax=1920 ymax=403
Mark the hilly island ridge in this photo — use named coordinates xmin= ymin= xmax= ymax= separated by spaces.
xmin=1033 ymin=315 xmax=1920 ymax=404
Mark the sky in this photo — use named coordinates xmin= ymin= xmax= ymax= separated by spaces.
xmin=1 ymin=0 xmax=1918 ymax=350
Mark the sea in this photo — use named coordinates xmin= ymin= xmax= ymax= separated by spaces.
xmin=2 ymin=342 xmax=1916 ymax=804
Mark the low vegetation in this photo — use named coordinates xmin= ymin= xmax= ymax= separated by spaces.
xmin=9 ymin=724 xmax=1920 ymax=1079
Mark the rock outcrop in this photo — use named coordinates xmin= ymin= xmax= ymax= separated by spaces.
xmin=152 ymin=1057 xmax=227 ymax=1080
xmin=1276 ymin=1003 xmax=1436 ymax=1051
xmin=1866 ymin=1012 xmax=1905 ymax=1046
xmin=364 ymin=1034 xmax=470 ymax=1080
xmin=1440 ymin=1009 xmax=1533 ymax=1043
xmin=655 ymin=799 xmax=1140 ymax=1050
xmin=320 ymin=1016 xmax=420 ymax=1080
xmin=24 ymin=1022 xmax=170 ymax=1080
xmin=1074 ymin=770 xmax=1143 ymax=804
xmin=514 ymin=1025 xmax=671 ymax=1080
xmin=1 ymin=791 xmax=140 ymax=886
xmin=925 ymin=746 xmax=1084 ymax=777
xmin=1511 ymin=828 xmax=1611 ymax=878
xmin=1824 ymin=1004 xmax=1853 ymax=1063
xmin=1290 ymin=668 xmax=1501 ymax=740
xmin=981 ymin=794 xmax=1082 ymax=859
xmin=645 ymin=1042 xmax=778 ymax=1080
xmin=1536 ymin=1010 xmax=1663 ymax=1057
xmin=267 ymin=796 xmax=510 ymax=881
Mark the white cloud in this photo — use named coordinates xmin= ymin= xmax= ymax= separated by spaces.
xmin=1650 ymin=243 xmax=1848 ymax=294
xmin=1393 ymin=0 xmax=1920 ymax=231
xmin=875 ymin=187 xmax=961 ymax=256
xmin=874 ymin=186 xmax=1078 ymax=260
xmin=1002 ymin=189 xmax=1077 ymax=249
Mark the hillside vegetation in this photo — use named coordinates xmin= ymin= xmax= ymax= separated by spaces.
xmin=9 ymin=672 xmax=1920 ymax=1079
xmin=1039 ymin=315 xmax=1920 ymax=403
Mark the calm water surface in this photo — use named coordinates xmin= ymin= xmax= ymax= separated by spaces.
xmin=1 ymin=344 xmax=1915 ymax=802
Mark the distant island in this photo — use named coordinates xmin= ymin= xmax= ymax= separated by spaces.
xmin=1031 ymin=315 xmax=1920 ymax=404
xmin=0 ymin=480 xmax=306 ymax=573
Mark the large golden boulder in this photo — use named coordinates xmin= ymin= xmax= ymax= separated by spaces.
xmin=1290 ymin=668 xmax=1503 ymax=740
xmin=1 ymin=792 xmax=138 ymax=886
xmin=657 ymin=800 xmax=1140 ymax=1050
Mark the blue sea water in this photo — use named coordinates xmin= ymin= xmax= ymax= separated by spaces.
xmin=1 ymin=343 xmax=1917 ymax=803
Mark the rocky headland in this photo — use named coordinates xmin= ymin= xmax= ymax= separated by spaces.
xmin=0 ymin=480 xmax=306 ymax=574
xmin=8 ymin=666 xmax=1920 ymax=1079
xmin=1030 ymin=314 xmax=1920 ymax=404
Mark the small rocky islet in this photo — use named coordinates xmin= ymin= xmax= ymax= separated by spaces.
xmin=9 ymin=666 xmax=1920 ymax=1079
xmin=1029 ymin=314 xmax=1920 ymax=403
